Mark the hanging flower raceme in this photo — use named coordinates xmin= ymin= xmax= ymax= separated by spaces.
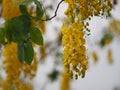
xmin=64 ymin=0 xmax=112 ymax=21
xmin=92 ymin=51 xmax=98 ymax=64
xmin=62 ymin=22 xmax=88 ymax=79
xmin=1 ymin=43 xmax=21 ymax=90
xmin=107 ymin=48 xmax=113 ymax=64
xmin=62 ymin=0 xmax=112 ymax=79
xmin=109 ymin=20 xmax=120 ymax=36
xmin=0 ymin=42 xmax=37 ymax=90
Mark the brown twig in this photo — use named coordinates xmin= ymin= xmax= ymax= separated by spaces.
xmin=41 ymin=0 xmax=64 ymax=21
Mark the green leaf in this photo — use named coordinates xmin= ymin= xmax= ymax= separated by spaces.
xmin=0 ymin=28 xmax=4 ymax=44
xmin=17 ymin=41 xmax=24 ymax=63
xmin=48 ymin=70 xmax=59 ymax=82
xmin=19 ymin=5 xmax=29 ymax=15
xmin=12 ymin=0 xmax=33 ymax=5
xmin=4 ymin=20 xmax=13 ymax=43
xmin=20 ymin=15 xmax=31 ymax=35
xmin=5 ymin=15 xmax=31 ymax=42
xmin=33 ymin=0 xmax=44 ymax=20
xmin=17 ymin=15 xmax=31 ymax=40
xmin=30 ymin=27 xmax=43 ymax=45
xmin=0 ymin=0 xmax=3 ymax=4
xmin=0 ymin=28 xmax=5 ymax=44
xmin=24 ymin=41 xmax=34 ymax=64
xmin=11 ymin=17 xmax=24 ymax=42
xmin=36 ymin=6 xmax=44 ymax=20
xmin=99 ymin=33 xmax=113 ymax=47
xmin=33 ymin=0 xmax=41 ymax=8
xmin=14 ymin=15 xmax=31 ymax=41
xmin=0 ymin=29 xmax=2 ymax=43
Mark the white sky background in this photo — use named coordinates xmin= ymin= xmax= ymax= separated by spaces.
xmin=0 ymin=0 xmax=120 ymax=90
xmin=33 ymin=0 xmax=120 ymax=90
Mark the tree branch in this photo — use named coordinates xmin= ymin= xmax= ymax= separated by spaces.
xmin=41 ymin=0 xmax=64 ymax=21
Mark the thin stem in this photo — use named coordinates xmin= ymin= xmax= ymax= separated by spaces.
xmin=41 ymin=0 xmax=64 ymax=21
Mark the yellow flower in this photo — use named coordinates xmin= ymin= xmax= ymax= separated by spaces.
xmin=107 ymin=48 xmax=113 ymax=64
xmin=104 ymin=38 xmax=112 ymax=45
xmin=92 ymin=51 xmax=98 ymax=64
xmin=2 ymin=0 xmax=21 ymax=20
xmin=40 ymin=46 xmax=46 ymax=60
xmin=109 ymin=20 xmax=120 ymax=36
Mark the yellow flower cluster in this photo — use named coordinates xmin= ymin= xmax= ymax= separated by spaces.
xmin=40 ymin=46 xmax=46 ymax=60
xmin=0 ymin=42 xmax=37 ymax=90
xmin=104 ymin=37 xmax=112 ymax=45
xmin=109 ymin=20 xmax=120 ymax=36
xmin=64 ymin=0 xmax=112 ymax=21
xmin=2 ymin=0 xmax=21 ymax=20
xmin=62 ymin=22 xmax=88 ymax=79
xmin=60 ymin=70 xmax=70 ymax=90
xmin=62 ymin=0 xmax=112 ymax=79
xmin=107 ymin=48 xmax=113 ymax=64
xmin=92 ymin=51 xmax=98 ymax=64
xmin=1 ymin=43 xmax=22 ymax=89
xmin=18 ymin=83 xmax=33 ymax=90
